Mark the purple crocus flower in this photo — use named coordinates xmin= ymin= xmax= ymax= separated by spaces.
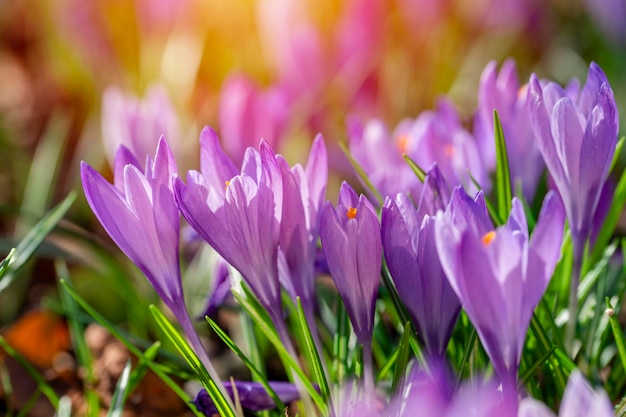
xmin=277 ymin=135 xmax=327 ymax=324
xmin=390 ymin=361 xmax=518 ymax=417
xmin=194 ymin=381 xmax=301 ymax=416
xmin=174 ymin=128 xmax=283 ymax=323
xmin=474 ymin=59 xmax=544 ymax=200
xmin=381 ymin=165 xmax=461 ymax=357
xmin=399 ymin=98 xmax=489 ymax=194
xmin=320 ymin=182 xmax=382 ymax=392
xmin=81 ymin=138 xmax=232 ymax=408
xmin=347 ymin=115 xmax=422 ymax=201
xmin=101 ymin=86 xmax=180 ymax=165
xmin=435 ymin=188 xmax=565 ymax=395
xmin=219 ymin=74 xmax=290 ymax=164
xmin=528 ymin=63 xmax=618 ymax=258
xmin=518 ymin=371 xmax=614 ymax=417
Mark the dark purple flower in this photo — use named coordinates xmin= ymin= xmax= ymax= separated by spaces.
xmin=194 ymin=381 xmax=301 ymax=415
xmin=527 ymin=62 xmax=618 ymax=257
xmin=381 ymin=166 xmax=460 ymax=357
xmin=474 ymin=59 xmax=544 ymax=200
xmin=435 ymin=188 xmax=565 ymax=392
xmin=320 ymin=182 xmax=382 ymax=345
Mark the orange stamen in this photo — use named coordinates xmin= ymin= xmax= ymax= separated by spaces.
xmin=347 ymin=207 xmax=358 ymax=219
xmin=396 ymin=135 xmax=409 ymax=154
xmin=443 ymin=144 xmax=455 ymax=157
xmin=481 ymin=231 xmax=496 ymax=246
xmin=224 ymin=180 xmax=230 ymax=190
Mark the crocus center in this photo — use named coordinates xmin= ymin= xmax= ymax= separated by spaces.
xmin=347 ymin=207 xmax=358 ymax=219
xmin=224 ymin=180 xmax=230 ymax=190
xmin=481 ymin=231 xmax=496 ymax=246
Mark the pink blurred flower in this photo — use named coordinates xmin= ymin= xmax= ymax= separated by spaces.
xmin=101 ymin=85 xmax=180 ymax=165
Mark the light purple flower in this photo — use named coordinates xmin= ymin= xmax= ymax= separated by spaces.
xmin=81 ymin=137 xmax=232 ymax=407
xmin=399 ymin=98 xmax=489 ymax=194
xmin=219 ymin=74 xmax=290 ymax=164
xmin=194 ymin=381 xmax=301 ymax=415
xmin=347 ymin=115 xmax=422 ymax=201
xmin=82 ymin=138 xmax=181 ymax=307
xmin=381 ymin=166 xmax=460 ymax=357
xmin=174 ymin=128 xmax=283 ymax=321
xmin=390 ymin=362 xmax=518 ymax=417
xmin=528 ymin=62 xmax=618 ymax=257
xmin=101 ymin=85 xmax=180 ymax=165
xmin=474 ymin=59 xmax=544 ymax=200
xmin=518 ymin=371 xmax=614 ymax=417
xmin=435 ymin=188 xmax=565 ymax=391
xmin=320 ymin=182 xmax=382 ymax=345
xmin=278 ymin=135 xmax=327 ymax=318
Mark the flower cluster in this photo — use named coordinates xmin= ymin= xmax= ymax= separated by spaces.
xmin=82 ymin=59 xmax=620 ymax=416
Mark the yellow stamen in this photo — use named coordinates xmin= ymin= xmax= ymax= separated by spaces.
xmin=224 ymin=180 xmax=230 ymax=190
xmin=481 ymin=231 xmax=496 ymax=246
xmin=347 ymin=207 xmax=358 ymax=219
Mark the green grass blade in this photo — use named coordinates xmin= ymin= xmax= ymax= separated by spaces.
xmin=16 ymin=391 xmax=40 ymax=417
xmin=606 ymin=298 xmax=626 ymax=375
xmin=205 ymin=316 xmax=285 ymax=411
xmin=232 ymin=290 xmax=326 ymax=412
xmin=108 ymin=360 xmax=132 ymax=417
xmin=127 ymin=342 xmax=161 ymax=394
xmin=149 ymin=306 xmax=236 ymax=417
xmin=391 ymin=321 xmax=412 ymax=394
xmin=338 ymin=141 xmax=384 ymax=205
xmin=518 ymin=345 xmax=556 ymax=387
xmin=59 ymin=280 xmax=204 ymax=417
xmin=0 ymin=335 xmax=59 ymax=408
xmin=493 ymin=110 xmax=512 ymax=220
xmin=610 ymin=136 xmax=624 ymax=173
xmin=296 ymin=297 xmax=332 ymax=408
xmin=0 ymin=191 xmax=76 ymax=294
xmin=55 ymin=259 xmax=99 ymax=417
xmin=455 ymin=328 xmax=477 ymax=387
xmin=332 ymin=298 xmax=349 ymax=384
xmin=402 ymin=154 xmax=426 ymax=182
xmin=0 ymin=248 xmax=15 ymax=279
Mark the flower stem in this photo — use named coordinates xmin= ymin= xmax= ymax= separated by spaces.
xmin=362 ymin=342 xmax=374 ymax=395
xmin=565 ymin=239 xmax=584 ymax=356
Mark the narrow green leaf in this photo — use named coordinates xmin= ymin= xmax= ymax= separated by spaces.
xmin=332 ymin=298 xmax=349 ymax=384
xmin=0 ymin=335 xmax=59 ymax=408
xmin=391 ymin=321 xmax=412 ymax=394
xmin=611 ymin=136 xmax=625 ymax=173
xmin=16 ymin=391 xmax=40 ymax=417
xmin=232 ymin=290 xmax=326 ymax=412
xmin=127 ymin=342 xmax=161 ymax=394
xmin=338 ymin=141 xmax=384 ymax=205
xmin=108 ymin=360 xmax=132 ymax=417
xmin=455 ymin=328 xmax=477 ymax=387
xmin=205 ymin=317 xmax=285 ymax=411
xmin=518 ymin=345 xmax=557 ymax=387
xmin=0 ymin=191 xmax=76 ymax=294
xmin=493 ymin=110 xmax=513 ymax=220
xmin=149 ymin=306 xmax=236 ymax=417
xmin=402 ymin=154 xmax=426 ymax=182
xmin=0 ymin=248 xmax=15 ymax=279
xmin=296 ymin=297 xmax=332 ymax=408
xmin=59 ymin=280 xmax=204 ymax=417
xmin=606 ymin=298 xmax=626 ymax=375
xmin=529 ymin=314 xmax=571 ymax=392
xmin=376 ymin=348 xmax=398 ymax=382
